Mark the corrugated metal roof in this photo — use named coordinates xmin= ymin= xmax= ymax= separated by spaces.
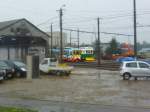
xmin=0 ymin=19 xmax=22 ymax=31
xmin=0 ymin=18 xmax=50 ymax=41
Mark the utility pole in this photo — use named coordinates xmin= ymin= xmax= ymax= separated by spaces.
xmin=59 ymin=8 xmax=63 ymax=63
xmin=77 ymin=28 xmax=80 ymax=49
xmin=133 ymin=0 xmax=137 ymax=57
xmin=70 ymin=31 xmax=72 ymax=47
xmin=50 ymin=23 xmax=53 ymax=57
xmin=97 ymin=17 xmax=101 ymax=65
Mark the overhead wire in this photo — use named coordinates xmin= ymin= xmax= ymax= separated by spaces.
xmin=63 ymin=28 xmax=133 ymax=36
xmin=35 ymin=9 xmax=150 ymax=36
xmin=36 ymin=11 xmax=150 ymax=28
xmin=37 ymin=16 xmax=58 ymax=27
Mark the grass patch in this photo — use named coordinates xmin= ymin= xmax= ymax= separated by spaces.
xmin=0 ymin=106 xmax=37 ymax=112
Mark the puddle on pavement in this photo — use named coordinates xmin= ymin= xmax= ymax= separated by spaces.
xmin=1 ymin=68 xmax=150 ymax=108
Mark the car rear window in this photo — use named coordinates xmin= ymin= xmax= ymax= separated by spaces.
xmin=0 ymin=61 xmax=8 ymax=67
xmin=126 ymin=62 xmax=137 ymax=68
xmin=50 ymin=58 xmax=57 ymax=62
xmin=13 ymin=61 xmax=26 ymax=67
xmin=41 ymin=60 xmax=48 ymax=64
xmin=139 ymin=62 xmax=149 ymax=68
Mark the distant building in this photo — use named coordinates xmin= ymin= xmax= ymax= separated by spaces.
xmin=47 ymin=31 xmax=67 ymax=48
xmin=139 ymin=48 xmax=150 ymax=53
xmin=0 ymin=18 xmax=50 ymax=61
xmin=138 ymin=48 xmax=150 ymax=58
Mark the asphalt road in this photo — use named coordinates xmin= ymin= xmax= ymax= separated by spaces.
xmin=0 ymin=97 xmax=150 ymax=112
xmin=0 ymin=67 xmax=150 ymax=112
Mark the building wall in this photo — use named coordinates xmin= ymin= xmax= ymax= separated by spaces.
xmin=0 ymin=47 xmax=22 ymax=60
xmin=0 ymin=46 xmax=46 ymax=62
xmin=0 ymin=47 xmax=8 ymax=60
xmin=0 ymin=19 xmax=50 ymax=62
xmin=28 ymin=46 xmax=45 ymax=62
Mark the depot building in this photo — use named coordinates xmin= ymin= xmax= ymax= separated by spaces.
xmin=0 ymin=18 xmax=50 ymax=62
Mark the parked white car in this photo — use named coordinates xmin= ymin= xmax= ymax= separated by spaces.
xmin=120 ymin=61 xmax=150 ymax=80
xmin=40 ymin=58 xmax=74 ymax=76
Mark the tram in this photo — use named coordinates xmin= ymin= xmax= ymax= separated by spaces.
xmin=80 ymin=47 xmax=95 ymax=62
xmin=63 ymin=47 xmax=81 ymax=62
xmin=52 ymin=47 xmax=95 ymax=62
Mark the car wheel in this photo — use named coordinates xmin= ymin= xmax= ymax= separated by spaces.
xmin=134 ymin=77 xmax=138 ymax=80
xmin=6 ymin=73 xmax=13 ymax=79
xmin=40 ymin=71 xmax=46 ymax=75
xmin=0 ymin=80 xmax=3 ymax=83
xmin=66 ymin=71 xmax=71 ymax=76
xmin=56 ymin=71 xmax=61 ymax=76
xmin=16 ymin=72 xmax=21 ymax=78
xmin=123 ymin=73 xmax=131 ymax=80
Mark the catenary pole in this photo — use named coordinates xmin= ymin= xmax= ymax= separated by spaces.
xmin=133 ymin=0 xmax=137 ymax=57
xmin=50 ymin=23 xmax=53 ymax=57
xmin=70 ymin=31 xmax=72 ymax=47
xmin=77 ymin=28 xmax=80 ymax=49
xmin=59 ymin=8 xmax=63 ymax=63
xmin=97 ymin=17 xmax=101 ymax=65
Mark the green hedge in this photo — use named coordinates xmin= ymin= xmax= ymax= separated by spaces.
xmin=0 ymin=106 xmax=37 ymax=112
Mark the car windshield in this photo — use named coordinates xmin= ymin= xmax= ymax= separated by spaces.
xmin=0 ymin=61 xmax=10 ymax=68
xmin=13 ymin=61 xmax=26 ymax=67
xmin=50 ymin=58 xmax=57 ymax=62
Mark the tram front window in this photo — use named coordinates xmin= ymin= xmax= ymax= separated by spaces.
xmin=86 ymin=50 xmax=93 ymax=54
xmin=73 ymin=50 xmax=81 ymax=55
xmin=64 ymin=51 xmax=68 ymax=55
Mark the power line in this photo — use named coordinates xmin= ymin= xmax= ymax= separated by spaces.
xmin=102 ymin=24 xmax=150 ymax=29
xmin=62 ymin=13 xmax=150 ymax=27
xmin=63 ymin=28 xmax=133 ymax=36
xmin=101 ymin=12 xmax=150 ymax=20
xmin=138 ymin=25 xmax=150 ymax=27
xmin=37 ymin=16 xmax=58 ymax=26
xmin=64 ymin=12 xmax=150 ymax=22
xmin=63 ymin=18 xmax=95 ymax=24
xmin=36 ymin=12 xmax=150 ymax=28
xmin=68 ymin=9 xmax=150 ymax=14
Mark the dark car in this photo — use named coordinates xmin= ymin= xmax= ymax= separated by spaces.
xmin=0 ymin=60 xmax=14 ymax=79
xmin=4 ymin=60 xmax=27 ymax=78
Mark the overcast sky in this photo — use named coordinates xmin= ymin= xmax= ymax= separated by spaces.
xmin=0 ymin=0 xmax=149 ymax=44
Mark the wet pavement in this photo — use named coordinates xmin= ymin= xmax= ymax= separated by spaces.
xmin=0 ymin=97 xmax=150 ymax=112
xmin=0 ymin=67 xmax=150 ymax=111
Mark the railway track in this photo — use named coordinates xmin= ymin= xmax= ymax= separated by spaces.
xmin=67 ymin=61 xmax=120 ymax=71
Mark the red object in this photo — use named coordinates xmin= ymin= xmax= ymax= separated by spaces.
xmin=112 ymin=43 xmax=134 ymax=60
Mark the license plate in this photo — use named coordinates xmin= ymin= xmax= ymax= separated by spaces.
xmin=0 ymin=77 xmax=3 ymax=80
